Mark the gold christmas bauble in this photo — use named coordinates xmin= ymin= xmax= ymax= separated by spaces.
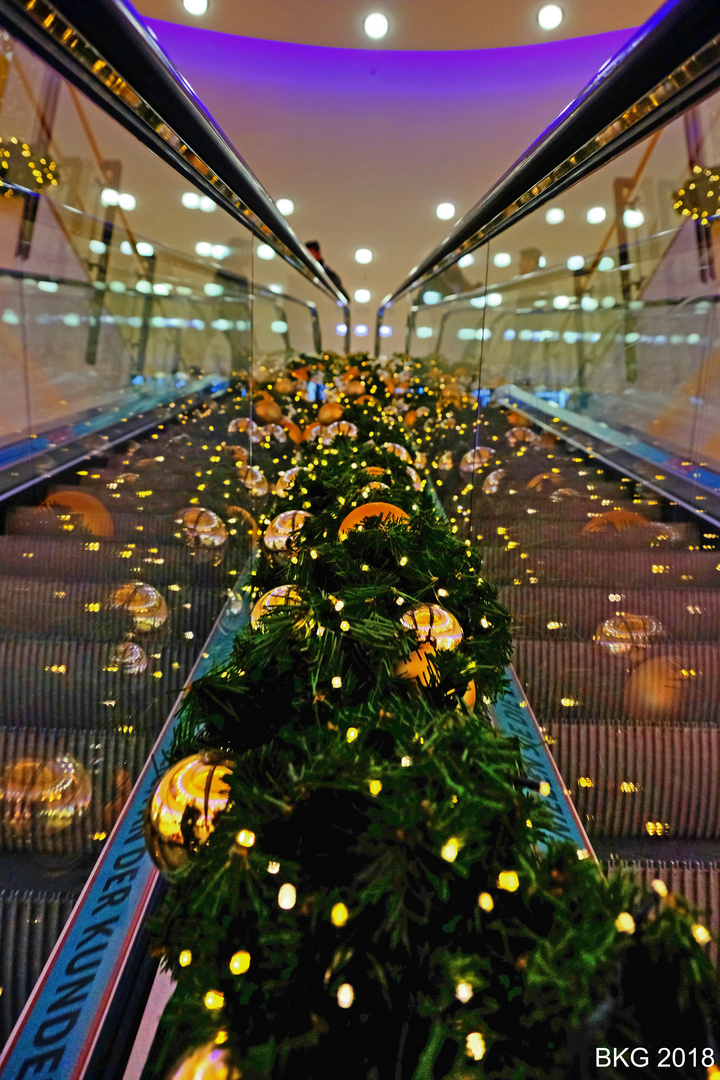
xmin=403 ymin=410 xmax=418 ymax=428
xmin=482 ymin=468 xmax=505 ymax=494
xmin=227 ymin=507 xmax=261 ymax=544
xmin=506 ymin=426 xmax=536 ymax=446
xmin=406 ymin=467 xmax=424 ymax=491
xmin=275 ymin=467 xmax=301 ymax=497
xmin=302 ymin=422 xmax=325 ymax=442
xmin=254 ymin=397 xmax=283 ymax=425
xmin=623 ymin=656 xmax=684 ymax=722
xmin=437 ymin=450 xmax=454 ymax=471
xmin=144 ymin=751 xmax=233 ymax=879
xmin=338 ymin=501 xmax=409 ymax=538
xmin=595 ymin=613 xmax=664 ymax=655
xmin=165 ymin=1036 xmax=239 ymax=1080
xmin=262 ymin=423 xmax=287 ymax=443
xmin=110 ymin=581 xmax=168 ymax=632
xmin=324 ymin=420 xmax=358 ymax=441
xmin=396 ymin=642 xmax=437 ymax=686
xmin=236 ymin=465 xmax=269 ymax=498
xmin=176 ymin=508 xmax=228 ymax=548
xmin=0 ymin=754 xmax=91 ymax=832
xmin=459 ymin=447 xmax=493 ymax=476
xmin=227 ymin=417 xmax=259 ymax=440
xmin=400 ymin=604 xmax=463 ymax=651
xmin=363 ymin=467 xmax=387 ymax=478
xmin=318 ymin=401 xmax=344 ymax=425
xmin=345 ymin=380 xmax=366 ymax=397
xmin=42 ymin=490 xmax=113 ymax=537
xmin=226 ymin=445 xmax=248 ymax=464
xmin=263 ymin=510 xmax=312 ymax=563
xmin=274 ymin=376 xmax=295 ymax=395
xmin=381 ymin=442 xmax=412 ymax=463
xmin=279 ymin=417 xmax=303 ymax=444
xmin=506 ymin=410 xmax=526 ymax=426
xmin=250 ymin=584 xmax=305 ymax=628
xmin=111 ymin=641 xmax=148 ymax=674
xmin=361 ymin=482 xmax=390 ymax=497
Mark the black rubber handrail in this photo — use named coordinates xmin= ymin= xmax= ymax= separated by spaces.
xmin=377 ymin=0 xmax=720 ymax=331
xmin=0 ymin=0 xmax=351 ymax=332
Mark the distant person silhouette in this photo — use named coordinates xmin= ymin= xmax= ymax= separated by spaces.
xmin=306 ymin=241 xmax=347 ymax=298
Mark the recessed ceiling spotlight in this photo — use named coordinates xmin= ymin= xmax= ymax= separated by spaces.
xmin=545 ymin=207 xmax=564 ymax=224
xmin=623 ymin=208 xmax=645 ymax=228
xmin=354 ymin=288 xmax=371 ymax=303
xmin=436 ymin=202 xmax=455 ymax=220
xmin=586 ymin=206 xmax=607 ymax=224
xmin=355 ymin=248 xmax=373 ymax=264
xmin=354 ymin=323 xmax=370 ymax=336
xmin=567 ymin=255 xmax=585 ymax=271
xmin=257 ymin=244 xmax=276 ymax=260
xmin=183 ymin=0 xmax=208 ymax=15
xmin=493 ymin=252 xmax=511 ymax=268
xmin=364 ymin=12 xmax=389 ymax=39
xmin=458 ymin=253 xmax=475 ymax=267
xmin=276 ymin=198 xmax=294 ymax=216
xmin=378 ymin=325 xmax=393 ymax=337
xmin=537 ymin=4 xmax=563 ymax=30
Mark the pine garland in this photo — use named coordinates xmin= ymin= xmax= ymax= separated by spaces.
xmin=143 ymin=353 xmax=720 ymax=1080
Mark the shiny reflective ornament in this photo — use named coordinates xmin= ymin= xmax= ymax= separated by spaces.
xmin=279 ymin=417 xmax=303 ymax=444
xmin=583 ymin=509 xmax=653 ymax=533
xmin=400 ymin=604 xmax=463 ymax=651
xmin=396 ymin=642 xmax=438 ymax=687
xmin=302 ymin=422 xmax=325 ymax=442
xmin=274 ymin=376 xmax=295 ymax=395
xmin=595 ymin=614 xmax=664 ymax=655
xmin=0 ymin=754 xmax=91 ymax=832
xmin=42 ymin=490 xmax=113 ymax=537
xmin=227 ymin=506 xmax=261 ymax=545
xmin=144 ymin=751 xmax=233 ymax=878
xmin=482 ymin=468 xmax=505 ymax=494
xmin=117 ymin=472 xmax=140 ymax=484
xmin=381 ymin=442 xmax=412 ymax=463
xmin=263 ymin=510 xmax=312 ymax=563
xmin=275 ymin=467 xmax=301 ymax=497
xmin=406 ymin=466 xmax=423 ymax=490
xmin=414 ymin=452 xmax=428 ymax=470
xmin=318 ymin=401 xmax=344 ymax=425
xmin=506 ymin=426 xmax=536 ymax=446
xmin=254 ymin=397 xmax=283 ymax=425
xmin=236 ymin=466 xmax=269 ymax=498
xmin=176 ymin=507 xmax=228 ymax=548
xmin=459 ymin=447 xmax=493 ymax=476
xmin=166 ymin=1041 xmax=240 ymax=1080
xmin=111 ymin=641 xmax=148 ymax=674
xmin=226 ymin=445 xmax=248 ymax=464
xmin=623 ymin=656 xmax=685 ymax=722
xmin=110 ymin=581 xmax=168 ymax=632
xmin=550 ymin=487 xmax=580 ymax=501
xmin=250 ymin=585 xmax=305 ymax=628
xmin=361 ymin=482 xmax=390 ymax=497
xmin=227 ymin=416 xmax=259 ymax=438
xmin=324 ymin=420 xmax=358 ymax=441
xmin=437 ymin=450 xmax=453 ymax=471
xmin=338 ymin=501 xmax=409 ymax=538
xmin=363 ymin=466 xmax=387 ymax=479
xmin=262 ymin=423 xmax=287 ymax=443
xmin=506 ymin=411 xmax=526 ymax=426
xmin=527 ymin=472 xmax=561 ymax=491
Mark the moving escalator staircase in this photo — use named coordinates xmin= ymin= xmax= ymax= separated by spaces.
xmin=0 ymin=394 xmax=264 ymax=1043
xmin=435 ymin=402 xmax=720 ymax=947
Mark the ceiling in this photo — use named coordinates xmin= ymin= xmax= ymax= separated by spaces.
xmin=135 ymin=0 xmax=659 ymax=51
xmin=127 ymin=2 xmax=668 ymax=349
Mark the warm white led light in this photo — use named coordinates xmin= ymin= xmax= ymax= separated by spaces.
xmin=545 ymin=207 xmax=564 ymax=224
xmin=118 ymin=193 xmax=136 ymax=211
xmin=586 ymin=206 xmax=607 ymax=224
xmin=355 ymin=248 xmax=373 ymax=264
xmin=183 ymin=0 xmax=208 ymax=15
xmin=181 ymin=192 xmax=200 ymax=209
xmin=199 ymin=195 xmax=216 ymax=212
xmin=436 ymin=202 xmax=456 ymax=220
xmin=276 ymin=198 xmax=295 ymax=216
xmin=100 ymin=188 xmax=119 ymax=207
xmin=354 ymin=288 xmax=371 ymax=303
xmin=538 ymin=4 xmax=563 ymax=30
xmin=195 ymin=242 xmax=213 ymax=257
xmin=257 ymin=244 xmax=276 ymax=260
xmin=364 ymin=12 xmax=389 ymax=38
